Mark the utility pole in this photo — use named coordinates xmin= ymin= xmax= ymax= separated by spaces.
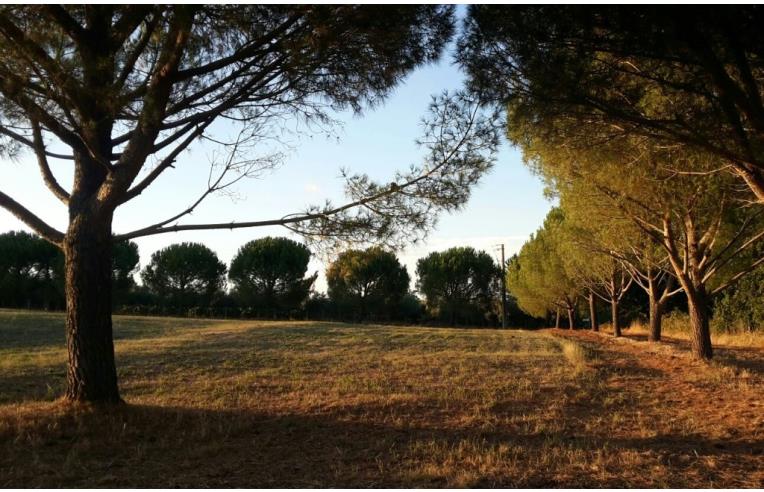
xmin=500 ymin=243 xmax=507 ymax=329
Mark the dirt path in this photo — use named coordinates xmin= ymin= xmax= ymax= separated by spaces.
xmin=549 ymin=328 xmax=764 ymax=487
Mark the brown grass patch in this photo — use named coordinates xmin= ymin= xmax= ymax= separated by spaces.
xmin=628 ymin=319 xmax=764 ymax=350
xmin=1 ymin=310 xmax=763 ymax=487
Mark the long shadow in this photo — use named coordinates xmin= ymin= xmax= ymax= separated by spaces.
xmin=3 ymin=323 xmax=762 ymax=487
xmin=0 ymin=371 xmax=65 ymax=404
xmin=2 ymin=401 xmax=763 ymax=488
xmin=714 ymin=351 xmax=764 ymax=376
xmin=0 ymin=311 xmax=218 ymax=352
xmin=618 ymin=332 xmax=764 ymax=377
xmin=1 ymin=336 xmax=761 ymax=487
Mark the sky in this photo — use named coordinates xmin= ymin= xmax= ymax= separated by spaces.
xmin=0 ymin=39 xmax=553 ymax=293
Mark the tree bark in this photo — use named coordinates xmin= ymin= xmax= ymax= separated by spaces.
xmin=686 ymin=286 xmax=713 ymax=360
xmin=647 ymin=277 xmax=663 ymax=342
xmin=733 ymin=163 xmax=764 ymax=205
xmin=63 ymin=215 xmax=121 ymax=403
xmin=554 ymin=309 xmax=560 ymax=329
xmin=648 ymin=298 xmax=663 ymax=342
xmin=589 ymin=292 xmax=599 ymax=332
xmin=611 ymin=298 xmax=621 ymax=337
xmin=567 ymin=307 xmax=575 ymax=330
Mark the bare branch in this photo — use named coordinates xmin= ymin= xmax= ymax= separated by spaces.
xmin=115 ymin=12 xmax=161 ymax=89
xmin=0 ymin=125 xmax=73 ymax=160
xmin=173 ymin=13 xmax=303 ymax=81
xmin=0 ymin=189 xmax=64 ymax=245
xmin=0 ymin=12 xmax=86 ymax=107
xmin=120 ymin=130 xmax=282 ymax=236
xmin=711 ymin=254 xmax=764 ymax=296
xmin=41 ymin=6 xmax=87 ymax=46
xmin=701 ymin=227 xmax=764 ymax=284
xmin=0 ymin=67 xmax=84 ymax=151
xmin=116 ymin=92 xmax=499 ymax=242
xmin=119 ymin=119 xmax=212 ymax=204
xmin=31 ymin=120 xmax=70 ymax=204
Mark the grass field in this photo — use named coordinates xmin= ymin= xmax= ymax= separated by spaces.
xmin=1 ymin=310 xmax=763 ymax=487
xmin=628 ymin=318 xmax=764 ymax=350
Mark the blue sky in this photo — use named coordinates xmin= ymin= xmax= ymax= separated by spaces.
xmin=0 ymin=39 xmax=553 ymax=292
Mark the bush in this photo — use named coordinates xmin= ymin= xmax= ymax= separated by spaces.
xmin=660 ymin=310 xmax=691 ymax=335
xmin=712 ymin=269 xmax=764 ymax=333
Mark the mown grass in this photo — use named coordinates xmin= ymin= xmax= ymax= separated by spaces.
xmin=628 ymin=318 xmax=764 ymax=350
xmin=0 ymin=310 xmax=762 ymax=487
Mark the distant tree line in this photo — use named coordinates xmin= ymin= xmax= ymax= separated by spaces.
xmin=0 ymin=231 xmax=140 ymax=310
xmin=0 ymin=232 xmax=538 ymax=327
xmin=6 ymin=226 xmax=761 ymax=337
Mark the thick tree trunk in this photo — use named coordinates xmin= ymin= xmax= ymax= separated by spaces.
xmin=589 ymin=292 xmax=599 ymax=332
xmin=63 ymin=215 xmax=121 ymax=403
xmin=567 ymin=307 xmax=575 ymax=330
xmin=611 ymin=298 xmax=621 ymax=337
xmin=686 ymin=286 xmax=713 ymax=360
xmin=648 ymin=298 xmax=663 ymax=342
xmin=647 ymin=276 xmax=663 ymax=342
xmin=554 ymin=309 xmax=560 ymax=329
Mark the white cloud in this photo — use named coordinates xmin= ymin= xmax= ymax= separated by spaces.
xmin=304 ymin=182 xmax=321 ymax=194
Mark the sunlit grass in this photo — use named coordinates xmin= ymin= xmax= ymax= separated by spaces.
xmin=628 ymin=318 xmax=764 ymax=350
xmin=1 ymin=310 xmax=762 ymax=487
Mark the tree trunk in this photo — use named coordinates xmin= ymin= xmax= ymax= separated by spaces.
xmin=647 ymin=276 xmax=663 ymax=342
xmin=686 ymin=286 xmax=713 ymax=360
xmin=611 ymin=298 xmax=621 ymax=337
xmin=648 ymin=298 xmax=663 ymax=342
xmin=567 ymin=307 xmax=574 ymax=330
xmin=63 ymin=215 xmax=121 ymax=403
xmin=733 ymin=163 xmax=764 ymax=205
xmin=589 ymin=292 xmax=599 ymax=332
xmin=554 ymin=309 xmax=560 ymax=329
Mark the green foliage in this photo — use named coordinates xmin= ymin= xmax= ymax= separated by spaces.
xmin=112 ymin=240 xmax=140 ymax=306
xmin=458 ymin=5 xmax=764 ymax=200
xmin=506 ymin=209 xmax=581 ymax=320
xmin=142 ymin=242 xmax=227 ymax=308
xmin=290 ymin=91 xmax=500 ymax=251
xmin=0 ymin=231 xmax=62 ymax=309
xmin=0 ymin=6 xmax=486 ymax=251
xmin=326 ymin=247 xmax=410 ymax=320
xmin=416 ymin=246 xmax=500 ymax=325
xmin=713 ymin=263 xmax=764 ymax=333
xmin=0 ymin=232 xmax=140 ymax=309
xmin=497 ymin=71 xmax=763 ymax=350
xmin=398 ymin=293 xmax=425 ymax=323
xmin=229 ymin=237 xmax=316 ymax=312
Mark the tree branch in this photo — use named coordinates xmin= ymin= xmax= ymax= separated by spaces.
xmin=711 ymin=254 xmax=764 ymax=296
xmin=115 ymin=11 xmax=161 ymax=89
xmin=31 ymin=120 xmax=70 ymax=204
xmin=42 ymin=6 xmax=87 ymax=46
xmin=119 ymin=118 xmax=213 ymax=204
xmin=0 ymin=189 xmax=64 ymax=245
xmin=116 ymin=96 xmax=488 ymax=240
xmin=0 ymin=125 xmax=73 ymax=160
xmin=173 ymin=13 xmax=303 ymax=81
xmin=0 ymin=72 xmax=84 ymax=151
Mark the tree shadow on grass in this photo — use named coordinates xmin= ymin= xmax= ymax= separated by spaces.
xmin=618 ymin=332 xmax=764 ymax=378
xmin=0 ymin=370 xmax=65 ymax=404
xmin=2 ymin=399 xmax=763 ymax=488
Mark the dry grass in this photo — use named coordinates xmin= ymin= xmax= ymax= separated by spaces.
xmin=558 ymin=339 xmax=594 ymax=374
xmin=628 ymin=319 xmax=764 ymax=350
xmin=1 ymin=310 xmax=763 ymax=487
